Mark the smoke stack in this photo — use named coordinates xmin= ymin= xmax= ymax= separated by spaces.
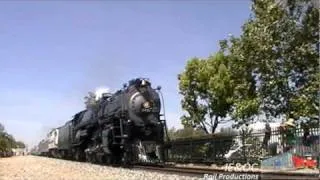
xmin=94 ymin=87 xmax=111 ymax=101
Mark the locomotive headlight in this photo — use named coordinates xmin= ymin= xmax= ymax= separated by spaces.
xmin=143 ymin=101 xmax=151 ymax=108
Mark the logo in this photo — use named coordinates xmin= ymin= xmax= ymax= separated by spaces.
xmin=223 ymin=162 xmax=259 ymax=172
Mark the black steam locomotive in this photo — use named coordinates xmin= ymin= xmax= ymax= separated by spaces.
xmin=46 ymin=78 xmax=169 ymax=166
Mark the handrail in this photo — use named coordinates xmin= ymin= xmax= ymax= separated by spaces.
xmin=157 ymin=89 xmax=170 ymax=142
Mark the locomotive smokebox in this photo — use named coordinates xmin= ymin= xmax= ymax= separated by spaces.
xmin=127 ymin=79 xmax=161 ymax=129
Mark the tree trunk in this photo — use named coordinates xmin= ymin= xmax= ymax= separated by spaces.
xmin=200 ymin=122 xmax=209 ymax=134
xmin=211 ymin=116 xmax=219 ymax=134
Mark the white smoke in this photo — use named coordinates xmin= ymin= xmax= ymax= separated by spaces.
xmin=94 ymin=87 xmax=111 ymax=101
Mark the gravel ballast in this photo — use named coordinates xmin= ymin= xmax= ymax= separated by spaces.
xmin=0 ymin=156 xmax=198 ymax=180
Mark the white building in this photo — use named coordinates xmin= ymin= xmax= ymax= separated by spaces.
xmin=11 ymin=148 xmax=28 ymax=156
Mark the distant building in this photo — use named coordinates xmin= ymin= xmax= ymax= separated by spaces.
xmin=11 ymin=148 xmax=27 ymax=156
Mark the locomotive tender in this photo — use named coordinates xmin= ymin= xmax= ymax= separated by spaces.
xmin=38 ymin=78 xmax=169 ymax=166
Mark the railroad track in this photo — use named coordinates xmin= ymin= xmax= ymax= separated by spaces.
xmin=35 ymin=156 xmax=320 ymax=179
xmin=133 ymin=165 xmax=319 ymax=180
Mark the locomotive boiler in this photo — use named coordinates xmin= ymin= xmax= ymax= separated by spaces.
xmin=44 ymin=78 xmax=169 ymax=166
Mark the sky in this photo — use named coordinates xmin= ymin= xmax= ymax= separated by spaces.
xmin=0 ymin=0 xmax=252 ymax=148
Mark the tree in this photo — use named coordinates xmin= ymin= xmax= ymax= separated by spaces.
xmin=0 ymin=132 xmax=16 ymax=152
xmin=178 ymin=0 xmax=319 ymax=130
xmin=178 ymin=53 xmax=235 ymax=134
xmin=15 ymin=141 xmax=26 ymax=148
xmin=0 ymin=123 xmax=4 ymax=133
xmin=168 ymin=126 xmax=206 ymax=140
xmin=178 ymin=58 xmax=208 ymax=133
xmin=0 ymin=123 xmax=26 ymax=153
xmin=220 ymin=37 xmax=260 ymax=127
xmin=282 ymin=0 xmax=319 ymax=119
xmin=219 ymin=0 xmax=319 ymax=126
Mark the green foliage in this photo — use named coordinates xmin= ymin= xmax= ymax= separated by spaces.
xmin=0 ymin=132 xmax=16 ymax=152
xmin=168 ymin=126 xmax=206 ymax=140
xmin=178 ymin=53 xmax=235 ymax=133
xmin=0 ymin=122 xmax=26 ymax=153
xmin=167 ymin=134 xmax=235 ymax=164
xmin=0 ymin=123 xmax=4 ymax=133
xmin=179 ymin=0 xmax=319 ymax=130
xmin=226 ymin=0 xmax=319 ymax=122
xmin=227 ymin=126 xmax=263 ymax=163
xmin=15 ymin=141 xmax=26 ymax=148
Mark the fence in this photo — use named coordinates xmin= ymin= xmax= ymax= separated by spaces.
xmin=0 ymin=150 xmax=13 ymax=158
xmin=164 ymin=127 xmax=320 ymax=165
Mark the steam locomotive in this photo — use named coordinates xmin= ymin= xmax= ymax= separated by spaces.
xmin=39 ymin=78 xmax=169 ymax=166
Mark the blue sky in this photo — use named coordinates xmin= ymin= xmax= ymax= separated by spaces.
xmin=0 ymin=0 xmax=252 ymax=148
